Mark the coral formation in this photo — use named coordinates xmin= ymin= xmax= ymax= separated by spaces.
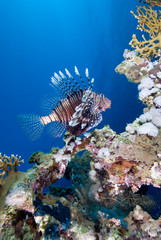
xmin=130 ymin=5 xmax=161 ymax=58
xmin=26 ymin=145 xmax=72 ymax=193
xmin=0 ymin=153 xmax=24 ymax=184
xmin=5 ymin=183 xmax=34 ymax=213
xmin=139 ymin=0 xmax=161 ymax=6
xmin=116 ymin=49 xmax=161 ymax=137
xmin=0 ymin=154 xmax=25 ymax=212
xmin=115 ymin=49 xmax=155 ymax=83
xmin=125 ymin=205 xmax=161 ymax=238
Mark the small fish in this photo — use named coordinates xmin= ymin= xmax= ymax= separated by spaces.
xmin=18 ymin=67 xmax=111 ymax=140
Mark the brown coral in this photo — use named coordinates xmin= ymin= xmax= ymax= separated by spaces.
xmin=0 ymin=153 xmax=24 ymax=185
xmin=130 ymin=6 xmax=161 ymax=58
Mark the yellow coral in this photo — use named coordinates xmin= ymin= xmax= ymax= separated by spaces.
xmin=0 ymin=153 xmax=23 ymax=185
xmin=139 ymin=0 xmax=161 ymax=7
xmin=130 ymin=6 xmax=161 ymax=58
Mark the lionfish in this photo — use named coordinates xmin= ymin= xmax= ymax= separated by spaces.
xmin=18 ymin=67 xmax=111 ymax=140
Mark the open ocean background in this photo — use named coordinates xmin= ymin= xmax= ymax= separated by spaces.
xmin=0 ymin=0 xmax=144 ymax=172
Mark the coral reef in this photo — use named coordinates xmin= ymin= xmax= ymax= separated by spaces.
xmin=1 ymin=3 xmax=161 ymax=239
xmin=130 ymin=5 xmax=161 ymax=59
xmin=2 ymin=121 xmax=161 ymax=238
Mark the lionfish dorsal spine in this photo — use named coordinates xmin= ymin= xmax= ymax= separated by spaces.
xmin=90 ymin=78 xmax=94 ymax=89
xmin=74 ymin=66 xmax=87 ymax=91
xmin=54 ymin=72 xmax=62 ymax=81
xmin=52 ymin=73 xmax=67 ymax=97
xmin=59 ymin=68 xmax=75 ymax=96
xmin=59 ymin=71 xmax=66 ymax=79
xmin=67 ymin=67 xmax=82 ymax=92
xmin=50 ymin=67 xmax=95 ymax=101
xmin=50 ymin=76 xmax=65 ymax=97
xmin=54 ymin=73 xmax=68 ymax=96
xmin=85 ymin=68 xmax=93 ymax=90
xmin=74 ymin=66 xmax=80 ymax=76
xmin=65 ymin=68 xmax=73 ymax=79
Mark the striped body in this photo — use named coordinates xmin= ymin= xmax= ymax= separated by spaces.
xmin=40 ymin=91 xmax=83 ymax=126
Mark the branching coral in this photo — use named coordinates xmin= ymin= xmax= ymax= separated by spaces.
xmin=130 ymin=6 xmax=161 ymax=58
xmin=0 ymin=153 xmax=23 ymax=185
xmin=139 ymin=0 xmax=161 ymax=7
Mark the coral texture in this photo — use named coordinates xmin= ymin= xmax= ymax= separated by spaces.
xmin=0 ymin=153 xmax=23 ymax=185
xmin=139 ymin=0 xmax=161 ymax=6
xmin=125 ymin=205 xmax=161 ymax=238
xmin=130 ymin=6 xmax=161 ymax=58
xmin=0 ymin=153 xmax=25 ymax=213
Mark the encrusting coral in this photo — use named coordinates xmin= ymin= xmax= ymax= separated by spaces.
xmin=130 ymin=5 xmax=161 ymax=59
xmin=125 ymin=205 xmax=161 ymax=238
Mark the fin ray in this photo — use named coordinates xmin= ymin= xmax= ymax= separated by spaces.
xmin=40 ymin=96 xmax=61 ymax=115
xmin=47 ymin=121 xmax=66 ymax=138
xmin=17 ymin=114 xmax=44 ymax=141
xmin=51 ymin=67 xmax=94 ymax=98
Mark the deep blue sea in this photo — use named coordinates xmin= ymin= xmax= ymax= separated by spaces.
xmin=0 ymin=0 xmax=144 ymax=172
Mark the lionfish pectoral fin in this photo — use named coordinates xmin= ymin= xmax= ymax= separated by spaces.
xmin=17 ymin=114 xmax=44 ymax=141
xmin=40 ymin=96 xmax=61 ymax=115
xmin=47 ymin=121 xmax=66 ymax=138
xmin=87 ymin=113 xmax=103 ymax=131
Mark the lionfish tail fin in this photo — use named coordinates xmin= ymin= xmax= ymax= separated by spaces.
xmin=17 ymin=114 xmax=44 ymax=141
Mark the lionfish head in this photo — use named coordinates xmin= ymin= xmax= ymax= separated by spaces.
xmin=98 ymin=94 xmax=111 ymax=112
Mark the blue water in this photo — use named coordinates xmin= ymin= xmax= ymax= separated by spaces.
xmin=0 ymin=0 xmax=143 ymax=172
